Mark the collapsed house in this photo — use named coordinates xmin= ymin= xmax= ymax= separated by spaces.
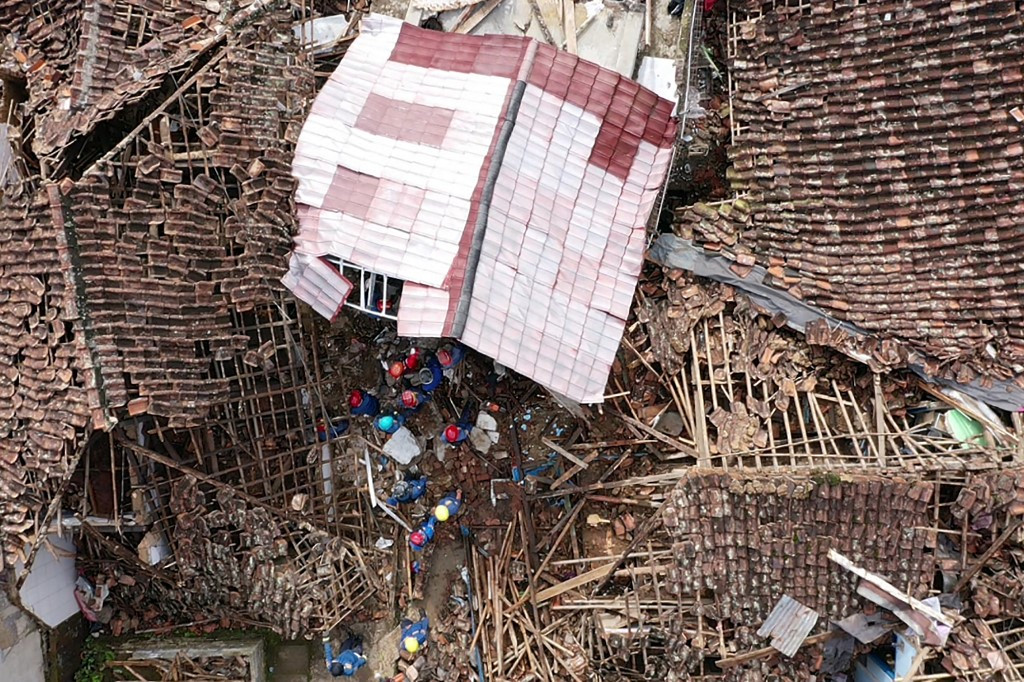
xmin=0 ymin=1 xmax=1022 ymax=681
xmin=660 ymin=0 xmax=1024 ymax=410
xmin=0 ymin=0 xmax=376 ymax=638
xmin=285 ymin=13 xmax=676 ymax=403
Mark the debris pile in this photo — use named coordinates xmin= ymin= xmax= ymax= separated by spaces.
xmin=1 ymin=4 xmax=1024 ymax=682
xmin=671 ymin=0 xmax=1024 ymax=393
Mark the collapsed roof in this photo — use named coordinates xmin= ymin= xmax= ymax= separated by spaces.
xmin=287 ymin=14 xmax=676 ymax=402
xmin=667 ymin=0 xmax=1024 ymax=402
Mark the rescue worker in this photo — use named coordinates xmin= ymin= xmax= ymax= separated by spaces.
xmin=316 ymin=418 xmax=349 ymax=442
xmin=442 ymin=423 xmax=470 ymax=445
xmin=322 ymin=632 xmax=367 ymax=677
xmin=348 ymin=389 xmax=380 ymax=417
xmin=388 ymin=349 xmax=421 ymax=382
xmin=433 ymin=490 xmax=463 ymax=522
xmin=408 ymin=352 xmax=443 ymax=393
xmin=442 ymin=404 xmax=474 ymax=445
xmin=437 ymin=344 xmax=465 ymax=370
xmin=400 ymin=615 xmax=430 ymax=655
xmin=387 ymin=475 xmax=428 ymax=506
xmin=388 ymin=360 xmax=407 ymax=381
xmin=409 ymin=516 xmax=437 ymax=552
xmin=400 ymin=389 xmax=430 ymax=413
xmin=375 ymin=412 xmax=405 ymax=435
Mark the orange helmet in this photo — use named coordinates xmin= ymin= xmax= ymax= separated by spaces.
xmin=388 ymin=361 xmax=405 ymax=379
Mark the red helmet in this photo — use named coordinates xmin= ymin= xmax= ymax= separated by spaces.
xmin=406 ymin=350 xmax=421 ymax=370
xmin=401 ymin=390 xmax=419 ymax=408
xmin=444 ymin=425 xmax=460 ymax=443
xmin=348 ymin=390 xmax=363 ymax=407
xmin=438 ymin=349 xmax=453 ymax=367
xmin=388 ymin=361 xmax=405 ymax=379
xmin=410 ymin=531 xmax=427 ymax=547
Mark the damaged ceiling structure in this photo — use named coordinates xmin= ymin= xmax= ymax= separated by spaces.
xmin=0 ymin=0 xmax=375 ymax=638
xmin=0 ymin=0 xmax=1023 ymax=681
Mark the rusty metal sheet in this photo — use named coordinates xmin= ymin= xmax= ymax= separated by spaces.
xmin=757 ymin=594 xmax=819 ymax=657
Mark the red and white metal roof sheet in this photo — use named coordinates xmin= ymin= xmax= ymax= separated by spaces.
xmin=287 ymin=14 xmax=676 ymax=402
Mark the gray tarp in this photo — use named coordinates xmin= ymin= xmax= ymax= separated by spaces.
xmin=648 ymin=234 xmax=1024 ymax=412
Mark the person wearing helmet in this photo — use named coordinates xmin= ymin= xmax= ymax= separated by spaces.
xmin=400 ymin=615 xmax=429 ymax=655
xmin=420 ymin=352 xmax=444 ymax=392
xmin=433 ymin=490 xmax=463 ymax=522
xmin=388 ymin=360 xmax=407 ymax=381
xmin=437 ymin=344 xmax=465 ymax=370
xmin=409 ymin=517 xmax=437 ymax=552
xmin=374 ymin=412 xmax=405 ymax=435
xmin=399 ymin=389 xmax=430 ymax=414
xmin=441 ymin=403 xmax=474 ymax=444
xmin=441 ymin=423 xmax=471 ymax=445
xmin=348 ymin=389 xmax=380 ymax=417
xmin=406 ymin=352 xmax=444 ymax=393
xmin=322 ymin=632 xmax=366 ymax=677
xmin=387 ymin=475 xmax=427 ymax=506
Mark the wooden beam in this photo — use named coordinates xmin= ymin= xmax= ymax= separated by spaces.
xmin=455 ymin=0 xmax=504 ymax=34
xmin=542 ymin=437 xmax=589 ymax=469
xmin=562 ymin=0 xmax=577 ymax=53
xmin=718 ymin=631 xmax=837 ymax=669
xmin=953 ymin=520 xmax=1023 ymax=594
xmin=549 ymin=449 xmax=601 ymax=490
xmin=534 ymin=563 xmax=614 ymax=603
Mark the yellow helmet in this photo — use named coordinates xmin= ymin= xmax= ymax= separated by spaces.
xmin=403 ymin=637 xmax=420 ymax=653
xmin=434 ymin=505 xmax=450 ymax=522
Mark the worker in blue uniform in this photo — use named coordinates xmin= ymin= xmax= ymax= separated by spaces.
xmin=374 ymin=412 xmax=405 ymax=435
xmin=348 ymin=389 xmax=380 ymax=417
xmin=400 ymin=615 xmax=430 ymax=655
xmin=322 ymin=633 xmax=366 ymax=677
xmin=387 ymin=475 xmax=428 ymax=507
xmin=409 ymin=516 xmax=437 ymax=552
xmin=433 ymin=490 xmax=463 ymax=522
xmin=437 ymin=344 xmax=465 ymax=370
xmin=410 ymin=352 xmax=444 ymax=393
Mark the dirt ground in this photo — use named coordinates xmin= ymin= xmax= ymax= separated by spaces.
xmin=309 ymin=307 xmax=579 ymax=679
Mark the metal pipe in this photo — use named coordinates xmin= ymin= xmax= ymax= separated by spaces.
xmin=460 ymin=565 xmax=487 ymax=682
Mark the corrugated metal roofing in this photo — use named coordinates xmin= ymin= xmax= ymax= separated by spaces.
xmin=757 ymin=594 xmax=820 ymax=657
xmin=288 ymin=14 xmax=676 ymax=402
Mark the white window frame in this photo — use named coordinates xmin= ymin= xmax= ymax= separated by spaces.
xmin=324 ymin=256 xmax=402 ymax=321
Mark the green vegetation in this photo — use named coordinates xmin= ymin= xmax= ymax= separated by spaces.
xmin=74 ymin=639 xmax=114 ymax=682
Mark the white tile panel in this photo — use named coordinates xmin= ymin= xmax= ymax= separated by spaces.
xmin=397 ymin=284 xmax=449 ymax=337
xmin=461 ymin=80 xmax=671 ymax=404
xmin=290 ymin=15 xmax=675 ymax=402
xmin=281 ymin=252 xmax=353 ymax=321
xmin=15 ymin=535 xmax=78 ymax=628
xmin=291 ymin=14 xmax=514 ymax=294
